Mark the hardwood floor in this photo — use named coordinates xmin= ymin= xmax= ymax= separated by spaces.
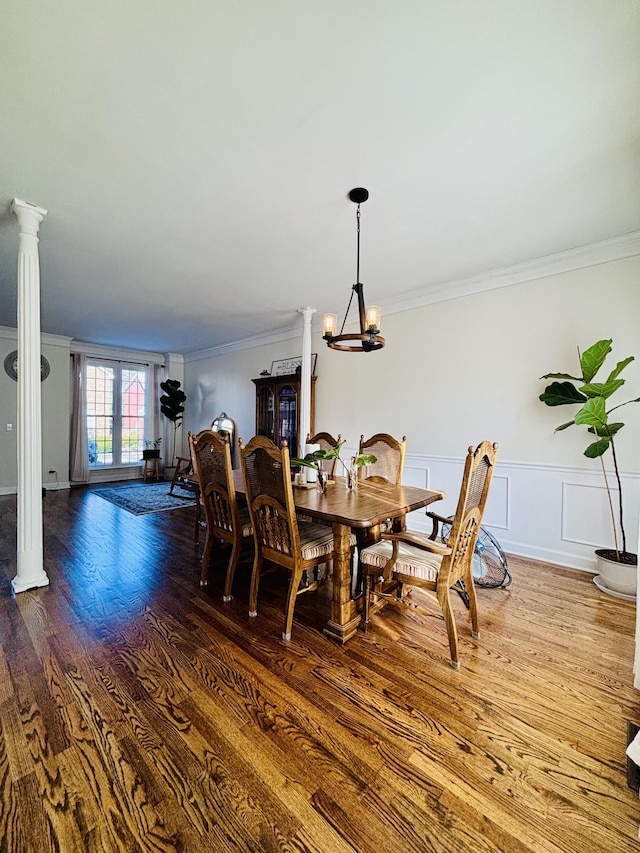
xmin=0 ymin=484 xmax=639 ymax=852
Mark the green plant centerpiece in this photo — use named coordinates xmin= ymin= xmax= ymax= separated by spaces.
xmin=290 ymin=441 xmax=377 ymax=492
xmin=539 ymin=338 xmax=639 ymax=568
xmin=160 ymin=379 xmax=187 ymax=464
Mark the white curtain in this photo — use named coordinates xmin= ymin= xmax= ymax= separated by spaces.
xmin=145 ymin=363 xmax=162 ymax=456
xmin=69 ymin=353 xmax=89 ymax=482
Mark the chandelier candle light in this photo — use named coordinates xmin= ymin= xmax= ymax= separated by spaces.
xmin=323 ymin=188 xmax=385 ymax=352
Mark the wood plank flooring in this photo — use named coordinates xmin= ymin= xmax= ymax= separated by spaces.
xmin=0 ymin=483 xmax=639 ymax=852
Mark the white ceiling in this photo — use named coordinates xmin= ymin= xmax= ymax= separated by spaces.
xmin=1 ymin=1 xmax=639 ymax=354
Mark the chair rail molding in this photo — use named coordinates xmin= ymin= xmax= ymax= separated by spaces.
xmin=401 ymin=452 xmax=639 ymax=573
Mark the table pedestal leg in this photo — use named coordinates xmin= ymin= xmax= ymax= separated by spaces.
xmin=324 ymin=522 xmax=360 ymax=644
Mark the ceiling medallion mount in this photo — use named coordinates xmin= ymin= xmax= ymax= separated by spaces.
xmin=323 ymin=188 xmax=385 ymax=353
xmin=348 ymin=187 xmax=369 ymax=204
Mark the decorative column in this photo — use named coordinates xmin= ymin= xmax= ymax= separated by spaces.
xmin=12 ymin=198 xmax=49 ymax=593
xmin=297 ymin=307 xmax=316 ymax=457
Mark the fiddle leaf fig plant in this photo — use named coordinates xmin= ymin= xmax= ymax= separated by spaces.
xmin=539 ymin=338 xmax=639 ymax=563
xmin=160 ymin=378 xmax=186 ymax=464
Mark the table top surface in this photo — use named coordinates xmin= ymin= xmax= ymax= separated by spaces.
xmin=230 ymin=470 xmax=445 ymax=529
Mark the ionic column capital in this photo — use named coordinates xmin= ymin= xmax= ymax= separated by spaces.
xmin=297 ymin=306 xmax=316 ymax=324
xmin=12 ymin=198 xmax=48 ymax=238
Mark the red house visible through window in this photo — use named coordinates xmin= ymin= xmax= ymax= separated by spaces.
xmin=86 ymin=361 xmax=148 ymax=467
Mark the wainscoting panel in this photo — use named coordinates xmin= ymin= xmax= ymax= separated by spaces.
xmin=562 ymin=481 xmax=621 ymax=549
xmin=404 ymin=453 xmax=639 ymax=573
xmin=403 ymin=463 xmax=430 ymax=489
xmin=484 ymin=474 xmax=510 ymax=530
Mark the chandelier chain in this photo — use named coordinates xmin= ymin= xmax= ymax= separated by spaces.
xmin=356 ymin=203 xmax=361 ymax=284
xmin=336 ymin=202 xmax=361 ymax=337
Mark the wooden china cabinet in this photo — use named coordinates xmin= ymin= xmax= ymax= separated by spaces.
xmin=252 ymin=372 xmax=316 ymax=453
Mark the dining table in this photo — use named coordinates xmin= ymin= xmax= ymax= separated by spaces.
xmin=232 ymin=470 xmax=445 ymax=643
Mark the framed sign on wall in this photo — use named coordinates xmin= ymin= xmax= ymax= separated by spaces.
xmin=270 ymin=353 xmax=317 ymax=377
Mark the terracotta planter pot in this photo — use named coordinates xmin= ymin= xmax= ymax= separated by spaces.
xmin=595 ymin=549 xmax=638 ymax=596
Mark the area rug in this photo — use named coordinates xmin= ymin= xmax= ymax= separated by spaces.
xmin=94 ymin=482 xmax=197 ymax=515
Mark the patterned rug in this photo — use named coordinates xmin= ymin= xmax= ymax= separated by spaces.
xmin=94 ymin=481 xmax=197 ymax=515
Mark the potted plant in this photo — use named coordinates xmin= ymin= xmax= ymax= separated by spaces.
xmin=142 ymin=438 xmax=162 ymax=460
xmin=160 ymin=378 xmax=187 ymax=467
xmin=539 ymin=338 xmax=639 ymax=593
xmin=290 ymin=441 xmax=377 ymax=493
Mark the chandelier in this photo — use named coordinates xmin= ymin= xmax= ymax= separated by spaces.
xmin=322 ymin=188 xmax=385 ymax=352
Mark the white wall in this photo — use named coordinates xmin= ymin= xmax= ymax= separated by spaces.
xmin=0 ymin=328 xmax=72 ymax=493
xmin=0 ymin=331 xmax=168 ymax=492
xmin=2 ymin=254 xmax=636 ymax=572
xmin=186 ymin=340 xmax=297 ymax=446
xmin=184 ymin=255 xmax=640 ymax=573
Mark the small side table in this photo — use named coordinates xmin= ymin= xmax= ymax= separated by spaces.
xmin=142 ymin=458 xmax=160 ymax=481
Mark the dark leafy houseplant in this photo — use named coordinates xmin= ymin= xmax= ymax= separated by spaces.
xmin=539 ymin=339 xmax=639 ymax=565
xmin=160 ymin=379 xmax=186 ymax=464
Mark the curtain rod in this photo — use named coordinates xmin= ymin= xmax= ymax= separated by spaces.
xmin=70 ymin=353 xmax=165 ymax=368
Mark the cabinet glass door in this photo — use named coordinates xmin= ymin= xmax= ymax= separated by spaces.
xmin=257 ymin=387 xmax=275 ymax=440
xmin=278 ymin=384 xmax=298 ymax=451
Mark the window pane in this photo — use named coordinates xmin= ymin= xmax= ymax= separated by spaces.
xmin=87 ymin=365 xmax=114 ymax=466
xmin=121 ymin=369 xmax=146 ymax=464
xmin=86 ymin=362 xmax=148 ymax=468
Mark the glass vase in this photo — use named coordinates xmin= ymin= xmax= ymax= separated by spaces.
xmin=347 ymin=465 xmax=358 ymax=491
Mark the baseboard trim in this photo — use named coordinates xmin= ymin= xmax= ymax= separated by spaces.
xmin=1 ymin=482 xmax=72 ymax=495
xmin=494 ymin=539 xmax=598 ymax=573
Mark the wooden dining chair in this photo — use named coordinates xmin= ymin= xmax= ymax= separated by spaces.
xmin=239 ymin=435 xmax=345 ymax=641
xmin=190 ymin=429 xmax=253 ymax=599
xmin=168 ymin=452 xmax=193 ymax=495
xmin=352 ymin=433 xmax=408 ymax=594
xmin=358 ymin=433 xmax=406 ymax=485
xmin=307 ymin=431 xmax=342 ymax=479
xmin=359 ymin=441 xmax=498 ymax=669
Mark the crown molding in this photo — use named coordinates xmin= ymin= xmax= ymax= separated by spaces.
xmin=5 ymin=231 xmax=638 ymax=365
xmin=41 ymin=332 xmax=73 ymax=348
xmin=185 ymin=324 xmax=302 ymax=363
xmin=185 ymin=230 xmax=640 ymax=360
xmin=0 ymin=326 xmax=73 ymax=348
xmin=377 ymin=230 xmax=640 ymax=318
